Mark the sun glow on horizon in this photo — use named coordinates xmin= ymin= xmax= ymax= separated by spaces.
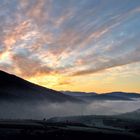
xmin=0 ymin=0 xmax=140 ymax=93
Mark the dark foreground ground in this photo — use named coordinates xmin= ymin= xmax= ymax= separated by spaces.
xmin=0 ymin=119 xmax=140 ymax=140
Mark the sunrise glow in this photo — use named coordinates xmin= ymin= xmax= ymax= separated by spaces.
xmin=0 ymin=0 xmax=140 ymax=93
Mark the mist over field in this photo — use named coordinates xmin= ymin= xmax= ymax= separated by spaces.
xmin=0 ymin=99 xmax=140 ymax=119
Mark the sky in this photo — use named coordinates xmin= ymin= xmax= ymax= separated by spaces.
xmin=0 ymin=0 xmax=140 ymax=93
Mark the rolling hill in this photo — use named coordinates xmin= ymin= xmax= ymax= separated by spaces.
xmin=62 ymin=91 xmax=140 ymax=102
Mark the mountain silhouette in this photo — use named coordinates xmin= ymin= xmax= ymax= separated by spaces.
xmin=0 ymin=70 xmax=80 ymax=102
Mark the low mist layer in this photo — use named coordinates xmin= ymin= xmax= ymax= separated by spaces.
xmin=1 ymin=99 xmax=140 ymax=119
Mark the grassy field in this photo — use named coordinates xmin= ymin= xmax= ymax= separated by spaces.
xmin=0 ymin=118 xmax=140 ymax=140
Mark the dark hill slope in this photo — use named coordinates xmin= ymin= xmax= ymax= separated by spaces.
xmin=0 ymin=70 xmax=80 ymax=103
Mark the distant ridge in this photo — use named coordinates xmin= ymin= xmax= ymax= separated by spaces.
xmin=62 ymin=91 xmax=140 ymax=102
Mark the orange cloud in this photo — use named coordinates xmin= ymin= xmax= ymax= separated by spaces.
xmin=12 ymin=54 xmax=52 ymax=77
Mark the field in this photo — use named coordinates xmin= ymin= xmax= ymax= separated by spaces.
xmin=0 ymin=117 xmax=140 ymax=140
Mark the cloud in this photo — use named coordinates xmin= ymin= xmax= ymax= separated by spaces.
xmin=12 ymin=53 xmax=53 ymax=77
xmin=72 ymin=47 xmax=140 ymax=76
